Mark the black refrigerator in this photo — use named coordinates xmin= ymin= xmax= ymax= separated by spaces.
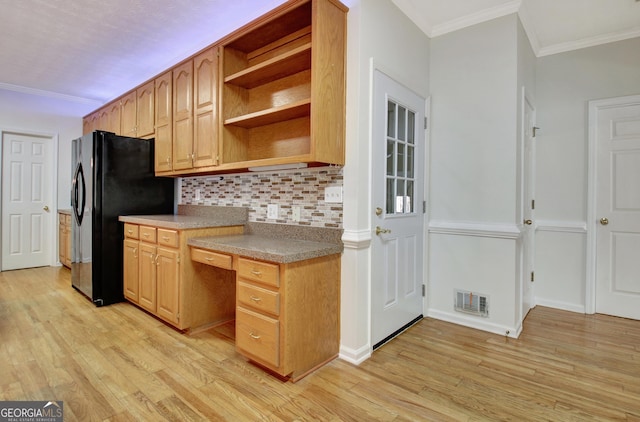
xmin=71 ymin=131 xmax=175 ymax=306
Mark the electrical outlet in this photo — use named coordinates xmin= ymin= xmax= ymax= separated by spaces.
xmin=324 ymin=186 xmax=343 ymax=203
xmin=292 ymin=206 xmax=301 ymax=222
xmin=267 ymin=204 xmax=278 ymax=219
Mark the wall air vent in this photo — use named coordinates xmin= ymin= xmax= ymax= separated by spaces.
xmin=454 ymin=289 xmax=489 ymax=317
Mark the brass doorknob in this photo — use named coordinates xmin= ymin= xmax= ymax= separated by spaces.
xmin=600 ymin=217 xmax=609 ymax=226
xmin=43 ymin=205 xmax=49 ymax=211
xmin=524 ymin=219 xmax=532 ymax=225
xmin=375 ymin=207 xmax=383 ymax=216
xmin=375 ymin=226 xmax=391 ymax=235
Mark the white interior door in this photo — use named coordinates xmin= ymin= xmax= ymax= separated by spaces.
xmin=371 ymin=70 xmax=425 ymax=348
xmin=1 ymin=132 xmax=53 ymax=270
xmin=594 ymin=97 xmax=640 ymax=319
xmin=522 ymin=94 xmax=536 ymax=316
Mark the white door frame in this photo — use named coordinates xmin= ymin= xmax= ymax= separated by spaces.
xmin=0 ymin=128 xmax=59 ymax=270
xmin=520 ymin=87 xmax=536 ymax=318
xmin=586 ymin=94 xmax=640 ymax=314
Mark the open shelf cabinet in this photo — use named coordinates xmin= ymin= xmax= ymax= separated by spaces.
xmin=220 ymin=0 xmax=347 ymax=169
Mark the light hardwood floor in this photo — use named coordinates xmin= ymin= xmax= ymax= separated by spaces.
xmin=1 ymin=266 xmax=639 ymax=421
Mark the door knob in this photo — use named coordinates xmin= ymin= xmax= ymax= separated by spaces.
xmin=375 ymin=226 xmax=391 ymax=235
xmin=524 ymin=219 xmax=532 ymax=225
xmin=375 ymin=207 xmax=383 ymax=216
xmin=43 ymin=205 xmax=49 ymax=212
xmin=600 ymin=217 xmax=609 ymax=226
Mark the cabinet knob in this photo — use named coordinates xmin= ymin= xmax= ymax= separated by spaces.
xmin=249 ymin=332 xmax=261 ymax=340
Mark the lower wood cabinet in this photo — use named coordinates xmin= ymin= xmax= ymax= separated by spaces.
xmin=123 ymin=222 xmax=242 ymax=331
xmin=58 ymin=212 xmax=72 ymax=268
xmin=192 ymin=247 xmax=341 ymax=381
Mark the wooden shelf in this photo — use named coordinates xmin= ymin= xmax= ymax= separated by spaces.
xmin=225 ymin=43 xmax=311 ymax=89
xmin=224 ymin=99 xmax=311 ymax=128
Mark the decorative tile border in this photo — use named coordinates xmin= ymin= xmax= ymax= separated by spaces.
xmin=180 ymin=167 xmax=343 ymax=228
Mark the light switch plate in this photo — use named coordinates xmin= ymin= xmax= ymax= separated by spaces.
xmin=324 ymin=186 xmax=343 ymax=203
xmin=267 ymin=204 xmax=278 ymax=219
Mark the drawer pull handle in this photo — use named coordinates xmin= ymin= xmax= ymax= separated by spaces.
xmin=251 ymin=269 xmax=262 ymax=277
xmin=127 ymin=229 xmax=133 ymax=234
xmin=143 ymin=233 xmax=149 ymax=237
xmin=205 ymin=257 xmax=214 ymax=261
xmin=250 ymin=296 xmax=262 ymax=303
xmin=249 ymin=332 xmax=261 ymax=340
xmin=162 ymin=236 xmax=170 ymax=241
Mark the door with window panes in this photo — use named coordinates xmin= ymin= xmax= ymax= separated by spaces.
xmin=371 ymin=70 xmax=425 ymax=349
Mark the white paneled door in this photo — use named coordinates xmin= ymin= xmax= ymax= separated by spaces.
xmin=2 ymin=132 xmax=53 ymax=270
xmin=522 ymin=93 xmax=536 ymax=317
xmin=371 ymin=70 xmax=425 ymax=348
xmin=593 ymin=96 xmax=640 ymax=319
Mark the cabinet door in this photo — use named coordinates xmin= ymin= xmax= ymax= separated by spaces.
xmin=82 ymin=117 xmax=91 ymax=135
xmin=108 ymin=100 xmax=122 ymax=135
xmin=156 ymin=247 xmax=180 ymax=325
xmin=138 ymin=243 xmax=157 ymax=312
xmin=64 ymin=219 xmax=72 ymax=267
xmin=120 ymin=91 xmax=137 ymax=137
xmin=97 ymin=108 xmax=110 ymax=131
xmin=155 ymin=70 xmax=173 ymax=172
xmin=193 ymin=47 xmax=218 ymax=168
xmin=123 ymin=239 xmax=140 ymax=302
xmin=173 ymin=60 xmax=194 ymax=170
xmin=137 ymin=80 xmax=155 ymax=138
xmin=58 ymin=217 xmax=66 ymax=265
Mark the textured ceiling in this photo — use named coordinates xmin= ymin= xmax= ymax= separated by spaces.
xmin=0 ymin=0 xmax=638 ymax=117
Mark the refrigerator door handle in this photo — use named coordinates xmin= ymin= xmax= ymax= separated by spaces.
xmin=73 ymin=163 xmax=86 ymax=225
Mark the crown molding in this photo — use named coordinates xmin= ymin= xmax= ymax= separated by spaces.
xmin=430 ymin=0 xmax=521 ymax=38
xmin=537 ymin=26 xmax=640 ymax=57
xmin=0 ymin=82 xmax=102 ymax=106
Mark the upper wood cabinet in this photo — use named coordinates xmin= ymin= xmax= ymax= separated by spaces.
xmin=136 ymin=81 xmax=155 ymax=138
xmin=193 ymin=47 xmax=218 ymax=168
xmin=172 ymin=60 xmax=194 ymax=171
xmin=83 ymin=82 xmax=155 ymax=138
xmin=83 ymin=0 xmax=347 ymax=175
xmin=220 ymin=0 xmax=347 ymax=169
xmin=169 ymin=46 xmax=219 ymax=173
xmin=155 ymin=70 xmax=173 ymax=173
xmin=120 ymin=91 xmax=137 ymax=137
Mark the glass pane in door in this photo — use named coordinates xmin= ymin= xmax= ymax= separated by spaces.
xmin=384 ymin=100 xmax=417 ymax=215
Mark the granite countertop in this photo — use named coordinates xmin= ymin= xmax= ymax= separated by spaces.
xmin=188 ymin=234 xmax=343 ymax=264
xmin=118 ymin=214 xmax=246 ymax=230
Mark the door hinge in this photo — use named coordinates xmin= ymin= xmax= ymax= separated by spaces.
xmin=422 ymin=284 xmax=425 ymax=297
xmin=532 ymin=126 xmax=540 ymax=137
xmin=531 ymin=199 xmax=535 ymax=210
xmin=530 ymin=271 xmax=535 ymax=282
xmin=424 ymin=117 xmax=428 ymax=130
xmin=423 ymin=201 xmax=426 ymax=214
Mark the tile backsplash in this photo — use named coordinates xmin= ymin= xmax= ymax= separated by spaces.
xmin=180 ymin=167 xmax=343 ymax=228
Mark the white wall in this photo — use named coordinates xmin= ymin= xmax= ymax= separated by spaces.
xmin=340 ymin=0 xmax=429 ymax=363
xmin=534 ymin=37 xmax=640 ymax=311
xmin=0 ymin=90 xmax=90 ymax=208
xmin=428 ymin=14 xmax=532 ymax=336
xmin=0 ymin=90 xmax=86 ymax=267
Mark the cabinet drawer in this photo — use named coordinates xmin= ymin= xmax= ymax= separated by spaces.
xmin=190 ymin=248 xmax=233 ymax=270
xmin=237 ymin=281 xmax=280 ymax=316
xmin=124 ymin=223 xmax=139 ymax=239
xmin=236 ymin=307 xmax=279 ymax=367
xmin=139 ymin=226 xmax=157 ymax=243
xmin=157 ymin=229 xmax=179 ymax=248
xmin=238 ymin=258 xmax=279 ymax=287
